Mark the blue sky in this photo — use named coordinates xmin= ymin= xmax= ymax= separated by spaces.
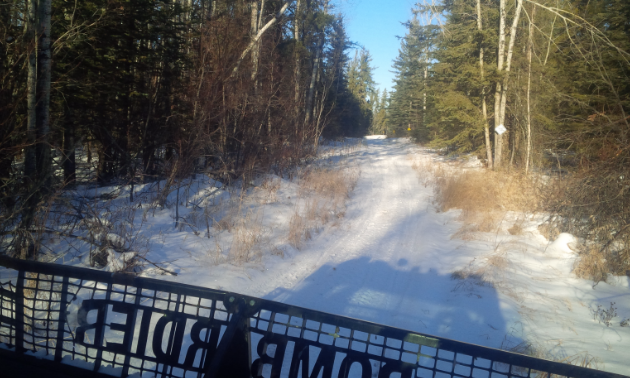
xmin=334 ymin=0 xmax=417 ymax=94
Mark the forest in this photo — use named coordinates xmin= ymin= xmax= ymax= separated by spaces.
xmin=2 ymin=2 xmax=630 ymax=373
xmin=385 ymin=0 xmax=630 ymax=278
xmin=1 ymin=0 xmax=629 ymax=279
xmin=0 ymin=0 xmax=376 ymax=258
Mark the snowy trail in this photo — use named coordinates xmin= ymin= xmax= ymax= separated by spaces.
xmin=167 ymin=138 xmax=508 ymax=344
xmin=2 ymin=138 xmax=628 ymax=375
xmin=263 ymin=139 xmax=507 ymax=345
xmin=155 ymin=137 xmax=629 ymax=375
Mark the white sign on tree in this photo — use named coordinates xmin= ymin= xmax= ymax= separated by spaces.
xmin=495 ymin=124 xmax=507 ymax=135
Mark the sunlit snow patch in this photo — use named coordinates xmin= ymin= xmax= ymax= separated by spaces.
xmin=545 ymin=233 xmax=578 ymax=274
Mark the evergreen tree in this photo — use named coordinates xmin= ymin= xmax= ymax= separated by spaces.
xmin=388 ymin=14 xmax=438 ymax=140
xmin=340 ymin=48 xmax=376 ymax=136
xmin=371 ymin=89 xmax=388 ymax=135
xmin=347 ymin=48 xmax=376 ymax=107
xmin=0 ymin=0 xmax=369 ymax=257
xmin=389 ymin=0 xmax=630 ymax=274
xmin=424 ymin=0 xmax=493 ymax=153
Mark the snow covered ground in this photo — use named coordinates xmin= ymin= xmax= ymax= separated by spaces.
xmin=22 ymin=137 xmax=630 ymax=374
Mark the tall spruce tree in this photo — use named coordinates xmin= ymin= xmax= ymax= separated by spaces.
xmin=388 ymin=14 xmax=438 ymax=140
xmin=425 ymin=0 xmax=494 ymax=153
xmin=389 ymin=0 xmax=630 ymax=275
xmin=342 ymin=48 xmax=376 ymax=136
xmin=371 ymin=88 xmax=389 ymax=135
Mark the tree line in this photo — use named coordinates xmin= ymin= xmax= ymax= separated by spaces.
xmin=0 ymin=0 xmax=376 ymax=258
xmin=387 ymin=0 xmax=630 ymax=277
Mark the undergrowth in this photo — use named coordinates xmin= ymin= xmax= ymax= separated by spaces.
xmin=207 ymin=163 xmax=359 ymax=261
xmin=288 ymin=167 xmax=359 ymax=249
xmin=451 ymin=250 xmax=510 ymax=293
xmin=415 ymin=150 xmax=630 ymax=282
xmin=505 ymin=341 xmax=602 ymax=375
xmin=434 ymin=169 xmax=541 ymax=216
xmin=423 ymin=161 xmax=542 ymax=237
xmin=547 ymin=160 xmax=630 ymax=281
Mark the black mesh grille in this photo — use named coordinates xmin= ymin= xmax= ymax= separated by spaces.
xmin=0 ymin=256 xmax=626 ymax=378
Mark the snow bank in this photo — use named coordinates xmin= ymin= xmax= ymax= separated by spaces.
xmin=364 ymin=135 xmax=387 ymax=139
xmin=461 ymin=155 xmax=483 ymax=168
xmin=545 ymin=233 xmax=578 ymax=274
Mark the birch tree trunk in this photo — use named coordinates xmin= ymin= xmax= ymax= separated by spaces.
xmin=293 ymin=0 xmax=302 ymax=126
xmin=312 ymin=62 xmax=321 ymax=144
xmin=36 ymin=0 xmax=52 ymax=188
xmin=493 ymin=0 xmax=507 ymax=167
xmin=257 ymin=1 xmax=265 ymax=39
xmin=231 ymin=1 xmax=290 ymax=77
xmin=304 ymin=35 xmax=323 ymax=127
xmin=18 ymin=0 xmax=52 ymax=258
xmin=18 ymin=0 xmax=39 ymax=258
xmin=423 ymin=66 xmax=427 ymax=112
xmin=408 ymin=100 xmax=412 ymax=131
xmin=525 ymin=6 xmax=535 ymax=174
xmin=314 ymin=67 xmax=333 ymax=150
xmin=543 ymin=14 xmax=557 ymax=66
xmin=250 ymin=0 xmax=259 ymax=83
xmin=477 ymin=0 xmax=493 ymax=169
xmin=419 ymin=11 xmax=433 ymax=131
xmin=304 ymin=0 xmax=328 ymax=129
xmin=494 ymin=0 xmax=522 ymax=168
xmin=499 ymin=0 xmax=522 ymax=127
xmin=24 ymin=0 xmax=37 ymax=180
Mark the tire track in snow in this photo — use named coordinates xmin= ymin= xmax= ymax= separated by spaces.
xmin=262 ymin=138 xmax=510 ymax=350
xmin=270 ymin=139 xmax=463 ymax=319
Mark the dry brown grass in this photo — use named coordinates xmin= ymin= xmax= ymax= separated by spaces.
xmin=288 ymin=212 xmax=310 ymax=249
xmin=538 ymin=222 xmax=561 ymax=241
xmin=213 ymin=212 xmax=235 ymax=231
xmin=411 ymin=158 xmax=441 ymax=187
xmin=430 ymin=157 xmax=626 ymax=284
xmin=212 ymin=198 xmax=239 ymax=232
xmin=288 ymin=167 xmax=358 ymax=249
xmin=204 ymin=190 xmax=268 ymax=264
xmin=434 ymin=169 xmax=541 ymax=234
xmin=207 ymin=165 xmax=358 ymax=260
xmin=209 ymin=206 xmax=266 ymax=264
xmin=412 ymin=155 xmax=543 ymax=239
xmin=255 ymin=176 xmax=281 ymax=204
xmin=228 ymin=210 xmax=264 ymax=263
xmin=436 ymin=169 xmax=541 ymax=214
xmin=507 ymin=220 xmax=524 ymax=235
xmin=270 ymin=246 xmax=285 ymax=257
xmin=506 ymin=341 xmax=601 ymax=377
xmin=573 ymin=245 xmax=609 ymax=283
xmin=546 ymin=160 xmax=630 ymax=280
xmin=298 ymin=167 xmax=358 ymax=204
xmin=451 ymin=250 xmax=510 ymax=290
